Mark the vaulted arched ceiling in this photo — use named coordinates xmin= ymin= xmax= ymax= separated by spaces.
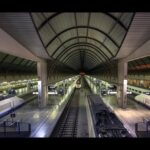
xmin=31 ymin=12 xmax=134 ymax=72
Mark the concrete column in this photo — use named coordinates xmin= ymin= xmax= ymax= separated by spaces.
xmin=117 ymin=59 xmax=128 ymax=109
xmin=37 ymin=60 xmax=48 ymax=108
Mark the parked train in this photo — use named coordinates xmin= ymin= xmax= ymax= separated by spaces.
xmin=48 ymin=84 xmax=65 ymax=95
xmin=87 ymin=94 xmax=131 ymax=137
xmin=48 ymin=84 xmax=58 ymax=95
xmin=127 ymin=85 xmax=150 ymax=95
xmin=75 ymin=78 xmax=81 ymax=88
xmin=134 ymin=94 xmax=150 ymax=108
xmin=0 ymin=96 xmax=25 ymax=118
xmin=100 ymin=84 xmax=149 ymax=96
xmin=127 ymin=85 xmax=150 ymax=108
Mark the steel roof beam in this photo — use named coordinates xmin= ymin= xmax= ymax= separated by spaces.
xmin=52 ymin=36 xmax=114 ymax=58
xmin=60 ymin=48 xmax=101 ymax=64
xmin=41 ymin=13 xmax=65 ymax=49
xmin=45 ymin=26 xmax=119 ymax=49
xmin=10 ymin=56 xmax=18 ymax=64
xmin=38 ymin=12 xmax=61 ymax=30
xmin=56 ymin=42 xmax=110 ymax=62
xmin=105 ymin=13 xmax=127 ymax=30
xmin=74 ymin=13 xmax=82 ymax=70
xmin=65 ymin=53 xmax=98 ymax=69
xmin=0 ymin=54 xmax=9 ymax=64
xmin=38 ymin=12 xmax=127 ymax=31
xmin=64 ymin=52 xmax=98 ymax=65
xmin=63 ymin=54 xmax=99 ymax=67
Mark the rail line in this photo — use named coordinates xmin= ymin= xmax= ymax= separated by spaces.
xmin=51 ymin=89 xmax=79 ymax=137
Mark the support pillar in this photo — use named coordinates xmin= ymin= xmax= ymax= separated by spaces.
xmin=27 ymin=81 xmax=31 ymax=92
xmin=117 ymin=59 xmax=128 ymax=109
xmin=37 ymin=60 xmax=48 ymax=108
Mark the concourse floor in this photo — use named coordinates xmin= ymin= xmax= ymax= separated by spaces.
xmin=102 ymin=95 xmax=150 ymax=137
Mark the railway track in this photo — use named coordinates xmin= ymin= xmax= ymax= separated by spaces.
xmin=51 ymin=89 xmax=79 ymax=137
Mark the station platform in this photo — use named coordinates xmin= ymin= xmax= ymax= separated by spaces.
xmin=1 ymin=77 xmax=148 ymax=138
xmin=0 ymin=83 xmax=75 ymax=137
xmin=0 ymin=90 xmax=38 ymax=119
xmin=101 ymin=95 xmax=150 ymax=137
xmin=85 ymin=77 xmax=150 ymax=137
xmin=0 ymin=96 xmax=69 ymax=137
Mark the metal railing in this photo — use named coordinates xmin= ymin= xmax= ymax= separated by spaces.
xmin=135 ymin=118 xmax=150 ymax=137
xmin=0 ymin=119 xmax=31 ymax=137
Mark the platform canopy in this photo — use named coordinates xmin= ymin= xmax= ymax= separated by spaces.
xmin=128 ymin=56 xmax=150 ymax=73
xmin=0 ymin=51 xmax=36 ymax=73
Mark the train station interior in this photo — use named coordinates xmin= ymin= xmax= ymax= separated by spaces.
xmin=0 ymin=12 xmax=150 ymax=138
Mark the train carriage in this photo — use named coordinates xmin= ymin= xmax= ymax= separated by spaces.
xmin=75 ymin=78 xmax=81 ymax=89
xmin=87 ymin=94 xmax=131 ymax=137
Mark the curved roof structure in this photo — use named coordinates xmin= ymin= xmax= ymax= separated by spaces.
xmin=31 ymin=12 xmax=134 ymax=71
xmin=128 ymin=56 xmax=150 ymax=71
xmin=0 ymin=51 xmax=36 ymax=73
